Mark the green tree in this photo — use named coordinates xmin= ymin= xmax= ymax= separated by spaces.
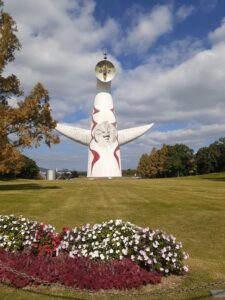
xmin=163 ymin=144 xmax=196 ymax=177
xmin=122 ymin=169 xmax=136 ymax=177
xmin=0 ymin=1 xmax=59 ymax=175
xmin=211 ymin=137 xmax=225 ymax=172
xmin=17 ymin=155 xmax=39 ymax=179
xmin=196 ymin=147 xmax=215 ymax=174
xmin=196 ymin=138 xmax=225 ymax=174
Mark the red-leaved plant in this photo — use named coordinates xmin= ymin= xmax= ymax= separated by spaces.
xmin=0 ymin=250 xmax=161 ymax=290
xmin=31 ymin=224 xmax=60 ymax=256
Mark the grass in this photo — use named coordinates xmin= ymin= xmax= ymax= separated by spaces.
xmin=0 ymin=173 xmax=225 ymax=299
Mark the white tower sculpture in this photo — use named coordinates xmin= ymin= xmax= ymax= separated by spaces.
xmin=56 ymin=55 xmax=154 ymax=177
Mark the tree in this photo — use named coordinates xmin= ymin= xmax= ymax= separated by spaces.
xmin=211 ymin=137 xmax=225 ymax=172
xmin=196 ymin=147 xmax=215 ymax=174
xmin=148 ymin=145 xmax=168 ymax=178
xmin=137 ymin=154 xmax=149 ymax=178
xmin=17 ymin=155 xmax=39 ymax=179
xmin=71 ymin=170 xmax=79 ymax=178
xmin=196 ymin=138 xmax=225 ymax=174
xmin=163 ymin=144 xmax=196 ymax=177
xmin=0 ymin=1 xmax=59 ymax=175
xmin=122 ymin=169 xmax=136 ymax=177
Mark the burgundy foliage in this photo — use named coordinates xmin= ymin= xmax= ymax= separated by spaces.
xmin=0 ymin=250 xmax=161 ymax=290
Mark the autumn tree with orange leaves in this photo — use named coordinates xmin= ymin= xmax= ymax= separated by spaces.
xmin=0 ymin=0 xmax=59 ymax=175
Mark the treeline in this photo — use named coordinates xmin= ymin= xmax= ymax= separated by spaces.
xmin=0 ymin=155 xmax=39 ymax=180
xmin=137 ymin=137 xmax=225 ymax=178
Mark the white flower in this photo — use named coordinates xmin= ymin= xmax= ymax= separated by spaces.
xmin=172 ymin=258 xmax=176 ymax=263
xmin=116 ymin=242 xmax=120 ymax=246
xmin=100 ymin=254 xmax=105 ymax=260
xmin=115 ymin=220 xmax=122 ymax=226
xmin=153 ymin=242 xmax=158 ymax=248
xmin=109 ymin=249 xmax=113 ymax=254
xmin=140 ymin=250 xmax=146 ymax=256
xmin=183 ymin=266 xmax=189 ymax=272
xmin=93 ymin=250 xmax=99 ymax=257
xmin=122 ymin=248 xmax=128 ymax=255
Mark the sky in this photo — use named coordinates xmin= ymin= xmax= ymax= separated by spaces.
xmin=4 ymin=0 xmax=225 ymax=171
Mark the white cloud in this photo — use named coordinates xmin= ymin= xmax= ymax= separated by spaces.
xmin=176 ymin=5 xmax=194 ymax=21
xmin=209 ymin=17 xmax=225 ymax=44
xmin=114 ymin=5 xmax=173 ymax=54
xmin=114 ymin=41 xmax=225 ymax=128
xmin=147 ymin=123 xmax=225 ymax=146
xmin=4 ymin=0 xmax=120 ymax=120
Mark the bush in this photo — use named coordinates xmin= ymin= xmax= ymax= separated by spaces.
xmin=0 ymin=250 xmax=161 ymax=290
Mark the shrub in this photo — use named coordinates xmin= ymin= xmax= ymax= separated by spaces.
xmin=0 ymin=250 xmax=161 ymax=290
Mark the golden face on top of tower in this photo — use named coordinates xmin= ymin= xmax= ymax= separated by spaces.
xmin=95 ymin=60 xmax=116 ymax=82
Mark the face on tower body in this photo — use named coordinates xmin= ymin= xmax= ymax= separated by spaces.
xmin=93 ymin=121 xmax=117 ymax=147
xmin=95 ymin=60 xmax=116 ymax=82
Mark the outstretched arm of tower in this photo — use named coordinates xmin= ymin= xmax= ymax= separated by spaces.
xmin=56 ymin=123 xmax=91 ymax=146
xmin=118 ymin=123 xmax=154 ymax=146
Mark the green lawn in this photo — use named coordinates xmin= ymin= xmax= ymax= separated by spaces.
xmin=0 ymin=173 xmax=225 ymax=299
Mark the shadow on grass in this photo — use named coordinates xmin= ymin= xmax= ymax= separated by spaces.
xmin=0 ymin=184 xmax=61 ymax=191
xmin=202 ymin=177 xmax=225 ymax=182
xmin=1 ymin=283 xmax=85 ymax=300
xmin=189 ymin=294 xmax=211 ymax=300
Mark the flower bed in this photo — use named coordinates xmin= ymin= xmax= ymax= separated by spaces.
xmin=58 ymin=219 xmax=189 ymax=275
xmin=0 ymin=215 xmax=56 ymax=254
xmin=0 ymin=250 xmax=161 ymax=290
xmin=0 ymin=214 xmax=189 ymax=290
